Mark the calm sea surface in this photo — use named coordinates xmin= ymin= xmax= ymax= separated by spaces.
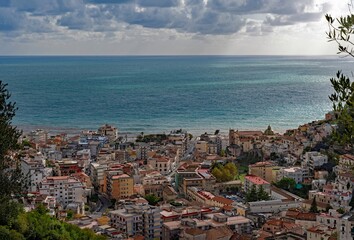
xmin=0 ymin=55 xmax=352 ymax=134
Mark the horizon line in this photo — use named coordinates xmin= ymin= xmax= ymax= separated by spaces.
xmin=0 ymin=54 xmax=341 ymax=57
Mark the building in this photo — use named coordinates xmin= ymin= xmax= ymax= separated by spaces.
xmin=98 ymin=124 xmax=118 ymax=142
xmin=337 ymin=154 xmax=354 ymax=174
xmin=175 ymin=163 xmax=216 ymax=195
xmin=57 ymin=160 xmax=81 ymax=176
xmin=278 ymin=167 xmax=304 ymax=184
xmin=154 ymin=157 xmax=171 ymax=175
xmin=244 ymin=175 xmax=271 ymax=194
xmin=302 ymin=152 xmax=328 ymax=173
xmin=248 ymin=161 xmax=277 ymax=183
xmin=307 ymin=224 xmax=336 ymax=240
xmin=248 ymin=199 xmax=302 ymax=213
xmin=109 ymin=204 xmax=162 ymax=239
xmin=90 ymin=162 xmax=108 ymax=191
xmin=104 ymin=171 xmax=134 ymax=200
xmin=337 ymin=214 xmax=354 ymax=240
xmin=21 ymin=153 xmax=52 ymax=192
xmin=141 ymin=171 xmax=169 ymax=198
xmin=259 ymin=218 xmax=304 ymax=237
xmin=39 ymin=176 xmax=86 ymax=212
xmin=162 ymin=213 xmax=252 ymax=239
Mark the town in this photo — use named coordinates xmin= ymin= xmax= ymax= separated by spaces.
xmin=18 ymin=112 xmax=354 ymax=240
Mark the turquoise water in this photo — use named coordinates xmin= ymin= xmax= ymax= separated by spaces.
xmin=0 ymin=55 xmax=352 ymax=134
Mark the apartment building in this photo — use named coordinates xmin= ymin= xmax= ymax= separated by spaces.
xmin=302 ymin=151 xmax=328 ymax=173
xmin=104 ymin=171 xmax=134 ymax=200
xmin=98 ymin=124 xmax=118 ymax=142
xmin=244 ymin=175 xmax=271 ymax=194
xmin=248 ymin=161 xmax=277 ymax=183
xmin=39 ymin=176 xmax=86 ymax=207
xmin=278 ymin=167 xmax=304 ymax=183
xmin=21 ymin=153 xmax=52 ymax=192
xmin=90 ymin=162 xmax=108 ymax=191
xmin=109 ymin=204 xmax=162 ymax=239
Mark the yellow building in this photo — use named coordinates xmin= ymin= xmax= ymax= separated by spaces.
xmin=104 ymin=171 xmax=134 ymax=200
xmin=248 ymin=161 xmax=277 ymax=183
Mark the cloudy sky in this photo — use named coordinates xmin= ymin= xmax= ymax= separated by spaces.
xmin=0 ymin=0 xmax=349 ymax=55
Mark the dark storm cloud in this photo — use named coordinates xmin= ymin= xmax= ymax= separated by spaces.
xmin=0 ymin=0 xmax=329 ymax=36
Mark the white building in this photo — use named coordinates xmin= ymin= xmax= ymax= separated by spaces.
xmin=21 ymin=152 xmax=52 ymax=192
xmin=278 ymin=167 xmax=304 ymax=184
xmin=109 ymin=204 xmax=162 ymax=239
xmin=248 ymin=199 xmax=302 ymax=213
xmin=302 ymin=151 xmax=328 ymax=172
xmin=90 ymin=162 xmax=108 ymax=191
xmin=39 ymin=176 xmax=86 ymax=209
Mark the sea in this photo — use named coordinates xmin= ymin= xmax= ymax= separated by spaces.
xmin=0 ymin=55 xmax=352 ymax=135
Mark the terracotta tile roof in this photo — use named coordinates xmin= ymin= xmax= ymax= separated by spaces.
xmin=296 ymin=212 xmax=317 ymax=221
xmin=212 ymin=196 xmax=233 ymax=206
xmin=238 ymin=131 xmax=263 ymax=136
xmin=303 ymin=199 xmax=329 ymax=209
xmin=245 ymin=175 xmax=270 ymax=185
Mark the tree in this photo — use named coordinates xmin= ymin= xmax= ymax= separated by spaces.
xmin=245 ymin=185 xmax=258 ymax=202
xmin=224 ymin=162 xmax=238 ymax=177
xmin=211 ymin=167 xmax=223 ymax=181
xmin=144 ymin=194 xmax=161 ymax=206
xmin=257 ymin=185 xmax=270 ymax=201
xmin=211 ymin=163 xmax=238 ymax=182
xmin=275 ymin=178 xmax=296 ymax=191
xmin=0 ymin=81 xmax=23 ymax=198
xmin=326 ymin=10 xmax=354 ymax=148
xmin=310 ymin=196 xmax=318 ymax=213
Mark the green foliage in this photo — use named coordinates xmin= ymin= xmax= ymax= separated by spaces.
xmin=257 ymin=185 xmax=270 ymax=201
xmin=0 ymin=81 xmax=24 ymax=199
xmin=274 ymin=178 xmax=296 ymax=191
xmin=144 ymin=194 xmax=161 ymax=206
xmin=0 ymin=73 xmax=104 ymax=240
xmin=88 ymin=194 xmax=99 ymax=203
xmin=274 ymin=178 xmax=311 ymax=198
xmin=245 ymin=185 xmax=258 ymax=202
xmin=246 ymin=185 xmax=270 ymax=202
xmin=66 ymin=210 xmax=74 ymax=220
xmin=211 ymin=162 xmax=238 ymax=182
xmin=326 ymin=12 xmax=354 ymax=148
xmin=337 ymin=208 xmax=345 ymax=214
xmin=136 ymin=134 xmax=167 ymax=143
xmin=0 ymin=200 xmax=24 ymax=228
xmin=0 ymin=204 xmax=106 ymax=240
xmin=219 ymin=149 xmax=226 ymax=157
xmin=170 ymin=201 xmax=183 ymax=207
xmin=211 ymin=167 xmax=223 ymax=181
xmin=0 ymin=226 xmax=25 ymax=240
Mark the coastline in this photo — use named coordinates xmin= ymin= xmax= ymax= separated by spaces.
xmin=17 ymin=122 xmax=298 ymax=139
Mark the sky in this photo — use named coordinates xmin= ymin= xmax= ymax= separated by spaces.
xmin=0 ymin=0 xmax=350 ymax=55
